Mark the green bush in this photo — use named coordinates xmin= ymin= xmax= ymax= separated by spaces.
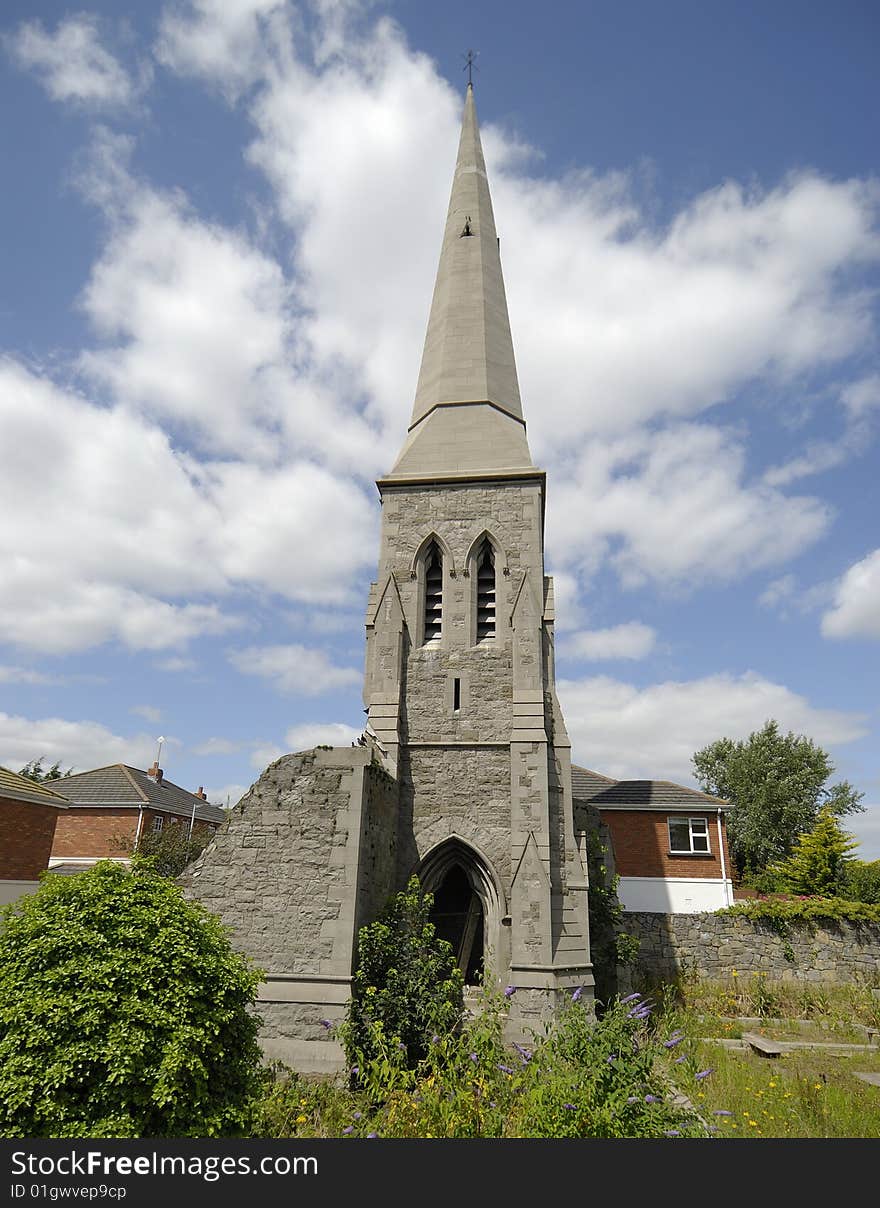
xmin=0 ymin=861 xmax=263 ymax=1137
xmin=717 ymin=895 xmax=880 ymax=925
xmin=839 ymin=860 xmax=880 ymax=905
xmin=339 ymin=877 xmax=463 ymax=1081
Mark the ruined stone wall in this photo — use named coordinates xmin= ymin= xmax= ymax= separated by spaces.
xmin=621 ymin=912 xmax=880 ymax=985
xmin=183 ymin=747 xmax=371 ymax=977
xmin=354 ymin=760 xmax=399 ymax=932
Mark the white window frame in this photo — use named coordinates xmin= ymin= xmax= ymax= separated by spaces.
xmin=151 ymin=815 xmax=164 ymax=834
xmin=668 ymin=815 xmax=710 ymax=855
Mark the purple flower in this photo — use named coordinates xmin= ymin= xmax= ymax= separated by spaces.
xmin=664 ymin=1129 xmax=680 ymax=1137
xmin=514 ymin=1043 xmax=532 ymax=1063
xmin=695 ymin=1069 xmax=714 ymax=1081
xmin=673 ymin=1055 xmax=687 ymax=1064
xmin=644 ymin=1094 xmax=659 ymax=1104
xmin=351 ymin=1066 xmax=359 ymax=1077
xmin=469 ymin=1052 xmax=479 ymax=1063
xmin=663 ymin=1036 xmax=683 ymax=1048
xmin=626 ymin=1095 xmax=639 ymax=1104
xmin=342 ymin=1126 xmax=353 ymax=1134
xmin=353 ymin=1112 xmax=362 ymax=1120
xmin=319 ymin=1019 xmax=332 ymax=1029
xmin=504 ymin=986 xmax=517 ymax=998
xmin=620 ymin=992 xmax=642 ymax=1004
xmin=398 ymin=1042 xmax=406 ymax=1051
xmin=366 ymin=1132 xmax=378 ymax=1139
xmin=713 ymin=1110 xmax=733 ymax=1117
xmin=564 ymin=1103 xmax=577 ymax=1110
xmin=498 ymin=1063 xmax=514 ymax=1075
xmin=607 ymin=1056 xmax=616 ymax=1064
xmin=431 ymin=1034 xmax=440 ymax=1044
xmin=571 ymin=986 xmax=583 ymax=1001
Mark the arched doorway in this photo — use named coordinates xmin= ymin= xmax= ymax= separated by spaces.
xmin=429 ymin=863 xmax=485 ymax=985
xmin=416 ymin=837 xmax=504 ymax=989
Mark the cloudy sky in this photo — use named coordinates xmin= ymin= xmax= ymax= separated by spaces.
xmin=2 ymin=1 xmax=879 ymax=856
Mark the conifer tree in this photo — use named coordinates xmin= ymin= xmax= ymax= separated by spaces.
xmin=774 ymin=805 xmax=858 ymax=897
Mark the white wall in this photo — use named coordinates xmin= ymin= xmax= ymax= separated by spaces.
xmin=618 ymin=876 xmax=733 ymax=914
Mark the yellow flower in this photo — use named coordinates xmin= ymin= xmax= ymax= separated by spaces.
xmin=768 ymin=1081 xmax=776 ymax=1088
xmin=813 ymin=1083 xmax=822 ymax=1090
xmin=296 ymin=1115 xmax=307 ymax=1124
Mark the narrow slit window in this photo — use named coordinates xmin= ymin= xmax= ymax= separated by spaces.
xmin=475 ymin=539 xmax=496 ymax=641
xmin=453 ymin=677 xmax=461 ymax=712
xmin=424 ymin=541 xmax=443 ymax=643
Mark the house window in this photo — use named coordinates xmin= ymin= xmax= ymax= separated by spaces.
xmin=423 ymin=541 xmax=443 ymax=643
xmin=668 ymin=816 xmax=710 ymax=854
xmin=151 ymin=815 xmax=164 ymax=834
xmin=475 ymin=538 xmax=496 ymax=641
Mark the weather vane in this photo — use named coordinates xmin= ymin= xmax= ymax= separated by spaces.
xmin=462 ymin=49 xmax=479 ymax=87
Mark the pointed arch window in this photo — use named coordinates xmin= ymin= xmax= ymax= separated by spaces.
xmin=475 ymin=538 xmax=496 ymax=641
xmin=423 ymin=541 xmax=443 ymax=643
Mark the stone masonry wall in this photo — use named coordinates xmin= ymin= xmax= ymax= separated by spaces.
xmin=184 ymin=749 xmax=367 ymax=976
xmin=396 ymin=745 xmax=511 ymax=889
xmin=622 ymin=911 xmax=880 ymax=985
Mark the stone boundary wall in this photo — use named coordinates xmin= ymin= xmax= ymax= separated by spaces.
xmin=621 ymin=912 xmax=880 ymax=984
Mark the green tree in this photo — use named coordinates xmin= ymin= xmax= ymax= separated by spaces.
xmin=0 ymin=861 xmax=263 ymax=1138
xmin=839 ymin=859 xmax=880 ymax=905
xmin=692 ymin=719 xmax=863 ymax=877
xmin=18 ymin=757 xmax=72 ymax=782
xmin=110 ymin=818 xmax=217 ymax=877
xmin=772 ymin=805 xmax=858 ymax=896
xmin=340 ymin=877 xmax=463 ymax=1079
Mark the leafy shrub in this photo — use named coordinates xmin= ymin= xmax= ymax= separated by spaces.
xmin=339 ymin=877 xmax=464 ymax=1081
xmin=717 ymin=895 xmax=880 ymax=925
xmin=129 ymin=820 xmax=216 ymax=878
xmin=839 ymin=860 xmax=880 ymax=905
xmin=0 ymin=861 xmax=263 ymax=1137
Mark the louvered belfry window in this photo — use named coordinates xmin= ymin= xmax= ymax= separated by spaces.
xmin=475 ymin=539 xmax=496 ymax=641
xmin=424 ymin=542 xmax=443 ymax=642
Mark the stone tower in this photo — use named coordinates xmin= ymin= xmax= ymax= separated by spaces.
xmin=185 ymin=85 xmax=593 ymax=1071
xmin=364 ymin=83 xmax=593 ymax=1029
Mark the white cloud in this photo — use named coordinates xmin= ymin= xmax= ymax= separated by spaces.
xmin=547 ymin=423 xmax=830 ymax=588
xmin=566 ymin=622 xmax=656 ymax=661
xmin=848 ymin=805 xmax=880 ymax=862
xmin=201 ymin=782 xmax=249 ymax=808
xmin=841 ymin=375 xmax=880 ymax=416
xmin=284 ymin=721 xmax=361 ymax=749
xmin=228 ymin=643 xmax=361 ymax=694
xmin=822 ymin=549 xmax=880 ymax=640
xmin=758 ymin=574 xmax=797 ymax=610
xmin=156 ymin=0 xmax=288 ymax=98
xmin=9 ymin=14 xmax=143 ymax=107
xmin=154 ymin=656 xmax=197 ymax=673
xmin=0 ymin=358 xmax=376 ymax=652
xmin=130 ymin=705 xmax=163 ymax=723
xmin=191 ymin=737 xmax=245 ymax=756
xmin=0 ymin=666 xmax=56 ymax=685
xmin=559 ymin=671 xmax=868 ymax=784
xmin=0 ymin=712 xmax=159 ymax=774
xmin=249 ymin=742 xmax=286 ymax=769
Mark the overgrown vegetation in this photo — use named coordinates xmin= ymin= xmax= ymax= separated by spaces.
xmin=0 ymin=861 xmax=263 ymax=1138
xmin=338 ymin=877 xmax=464 ymax=1079
xmin=18 ymin=757 xmax=72 ymax=782
xmin=717 ymin=895 xmax=880 ymax=925
xmin=111 ymin=819 xmax=216 ymax=878
xmin=258 ymin=990 xmax=710 ymax=1138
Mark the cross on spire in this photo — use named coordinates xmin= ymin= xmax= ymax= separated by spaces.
xmin=462 ymin=48 xmax=479 ymax=87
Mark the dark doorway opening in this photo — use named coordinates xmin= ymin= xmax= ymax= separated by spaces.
xmin=429 ymin=864 xmax=484 ymax=985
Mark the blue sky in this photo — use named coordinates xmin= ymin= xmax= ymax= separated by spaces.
xmin=2 ymin=1 xmax=878 ymax=856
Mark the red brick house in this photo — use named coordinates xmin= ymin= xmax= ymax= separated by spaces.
xmin=0 ymin=766 xmax=69 ymax=903
xmin=49 ymin=763 xmax=227 ymax=873
xmin=572 ymin=765 xmax=733 ymax=913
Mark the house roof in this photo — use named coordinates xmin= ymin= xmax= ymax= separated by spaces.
xmin=52 ymin=765 xmax=227 ymax=824
xmin=0 ymin=765 xmax=70 ymax=808
xmin=571 ymin=764 xmax=729 ymax=811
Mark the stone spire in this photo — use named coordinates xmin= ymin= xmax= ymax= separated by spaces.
xmin=386 ymin=84 xmax=535 ymax=480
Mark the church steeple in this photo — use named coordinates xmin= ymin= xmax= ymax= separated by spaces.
xmin=386 ymin=85 xmax=535 ymax=480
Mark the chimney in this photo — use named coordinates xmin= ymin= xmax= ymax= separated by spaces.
xmin=196 ymin=786 xmax=206 ymax=800
xmin=147 ymin=762 xmax=164 ymax=785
